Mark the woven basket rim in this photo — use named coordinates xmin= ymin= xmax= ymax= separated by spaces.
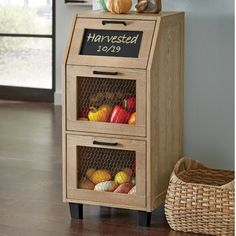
xmin=170 ymin=157 xmax=235 ymax=190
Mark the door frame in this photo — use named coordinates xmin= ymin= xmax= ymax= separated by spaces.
xmin=0 ymin=0 xmax=56 ymax=102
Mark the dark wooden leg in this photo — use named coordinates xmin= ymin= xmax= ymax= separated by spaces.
xmin=138 ymin=211 xmax=151 ymax=227
xmin=69 ymin=203 xmax=83 ymax=219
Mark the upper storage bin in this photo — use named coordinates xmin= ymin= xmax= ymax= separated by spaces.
xmin=66 ymin=65 xmax=146 ymax=137
xmin=66 ymin=15 xmax=156 ymax=69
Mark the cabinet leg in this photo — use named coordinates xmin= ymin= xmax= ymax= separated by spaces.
xmin=69 ymin=203 xmax=83 ymax=219
xmin=138 ymin=211 xmax=151 ymax=227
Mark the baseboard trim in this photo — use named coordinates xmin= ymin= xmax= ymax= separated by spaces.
xmin=0 ymin=86 xmax=54 ymax=102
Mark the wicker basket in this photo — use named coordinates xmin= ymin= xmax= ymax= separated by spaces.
xmin=165 ymin=157 xmax=235 ymax=235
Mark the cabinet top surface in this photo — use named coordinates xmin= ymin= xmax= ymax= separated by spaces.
xmin=76 ymin=10 xmax=184 ymax=21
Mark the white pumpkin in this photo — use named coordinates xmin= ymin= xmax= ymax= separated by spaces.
xmin=94 ymin=181 xmax=118 ymax=192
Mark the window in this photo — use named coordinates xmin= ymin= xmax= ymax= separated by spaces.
xmin=0 ymin=0 xmax=55 ymax=102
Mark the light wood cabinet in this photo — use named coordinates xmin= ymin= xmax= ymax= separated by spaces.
xmin=62 ymin=11 xmax=184 ymax=226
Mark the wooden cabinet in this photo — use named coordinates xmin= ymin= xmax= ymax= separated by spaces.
xmin=62 ymin=11 xmax=184 ymax=226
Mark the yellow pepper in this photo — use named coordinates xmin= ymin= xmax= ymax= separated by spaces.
xmin=88 ymin=104 xmax=112 ymax=122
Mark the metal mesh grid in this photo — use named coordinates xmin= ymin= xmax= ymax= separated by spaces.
xmin=77 ymin=76 xmax=136 ymax=119
xmin=77 ymin=146 xmax=135 ymax=181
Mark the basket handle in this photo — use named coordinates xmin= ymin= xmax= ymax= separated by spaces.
xmin=173 ymin=157 xmax=207 ymax=175
xmin=169 ymin=157 xmax=188 ymax=182
xmin=173 ymin=157 xmax=191 ymax=175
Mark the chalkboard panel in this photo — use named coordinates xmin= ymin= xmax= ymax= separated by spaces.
xmin=80 ymin=29 xmax=143 ymax=58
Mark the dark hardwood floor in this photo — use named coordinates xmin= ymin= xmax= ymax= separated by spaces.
xmin=0 ymin=101 xmax=196 ymax=236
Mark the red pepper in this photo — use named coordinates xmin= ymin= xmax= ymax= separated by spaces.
xmin=80 ymin=107 xmax=90 ymax=118
xmin=110 ymin=105 xmax=131 ymax=124
xmin=122 ymin=97 xmax=136 ymax=112
xmin=130 ymin=162 xmax=136 ymax=175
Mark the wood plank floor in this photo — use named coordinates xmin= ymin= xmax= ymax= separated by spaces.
xmin=0 ymin=101 xmax=197 ymax=236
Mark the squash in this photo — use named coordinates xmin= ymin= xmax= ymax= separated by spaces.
xmin=106 ymin=0 xmax=132 ymax=14
xmin=85 ymin=168 xmax=96 ymax=179
xmin=122 ymin=167 xmax=132 ymax=177
xmin=94 ymin=181 xmax=118 ymax=192
xmin=79 ymin=178 xmax=95 ymax=190
xmin=114 ymin=171 xmax=131 ymax=184
xmin=114 ymin=183 xmax=133 ymax=193
xmin=89 ymin=169 xmax=111 ymax=184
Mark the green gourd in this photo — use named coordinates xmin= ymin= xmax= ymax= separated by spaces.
xmin=96 ymin=0 xmax=108 ymax=11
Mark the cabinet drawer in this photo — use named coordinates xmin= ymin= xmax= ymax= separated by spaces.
xmin=66 ymin=65 xmax=146 ymax=137
xmin=67 ymin=17 xmax=155 ymax=69
xmin=66 ymin=134 xmax=146 ymax=210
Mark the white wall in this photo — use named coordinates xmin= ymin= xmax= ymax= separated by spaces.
xmin=55 ymin=1 xmax=234 ymax=169
xmin=162 ymin=0 xmax=234 ymax=169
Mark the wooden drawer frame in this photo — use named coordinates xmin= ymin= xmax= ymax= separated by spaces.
xmin=66 ymin=65 xmax=146 ymax=137
xmin=66 ymin=134 xmax=146 ymax=210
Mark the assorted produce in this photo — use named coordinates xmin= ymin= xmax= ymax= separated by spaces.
xmin=110 ymin=105 xmax=131 ymax=124
xmin=114 ymin=170 xmax=131 ymax=184
xmin=122 ymin=97 xmax=136 ymax=113
xmin=96 ymin=0 xmax=132 ymax=14
xmin=89 ymin=169 xmax=111 ymax=184
xmin=94 ymin=181 xmax=118 ymax=192
xmin=114 ymin=183 xmax=133 ymax=193
xmin=78 ymin=178 xmax=95 ymax=190
xmin=80 ymin=107 xmax=90 ymax=118
xmin=128 ymin=112 xmax=136 ymax=125
xmin=88 ymin=104 xmax=112 ymax=122
xmin=106 ymin=0 xmax=132 ymax=14
xmin=80 ymin=93 xmax=136 ymax=125
xmin=78 ymin=93 xmax=137 ymax=194
xmin=128 ymin=185 xmax=136 ymax=195
xmin=85 ymin=168 xmax=96 ymax=179
xmin=79 ymin=167 xmax=136 ymax=195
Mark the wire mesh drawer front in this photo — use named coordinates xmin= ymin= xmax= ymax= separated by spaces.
xmin=66 ymin=135 xmax=146 ymax=208
xmin=78 ymin=76 xmax=136 ymax=124
xmin=77 ymin=146 xmax=137 ymax=194
xmin=66 ymin=66 xmax=146 ymax=137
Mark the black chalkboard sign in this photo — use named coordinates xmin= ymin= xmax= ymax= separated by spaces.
xmin=80 ymin=29 xmax=143 ymax=58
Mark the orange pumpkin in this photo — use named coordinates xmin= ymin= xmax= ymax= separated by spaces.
xmin=106 ymin=0 xmax=132 ymax=14
xmin=128 ymin=112 xmax=136 ymax=125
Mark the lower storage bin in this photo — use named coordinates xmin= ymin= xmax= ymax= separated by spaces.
xmin=165 ymin=157 xmax=234 ymax=236
xmin=66 ymin=134 xmax=146 ymax=210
